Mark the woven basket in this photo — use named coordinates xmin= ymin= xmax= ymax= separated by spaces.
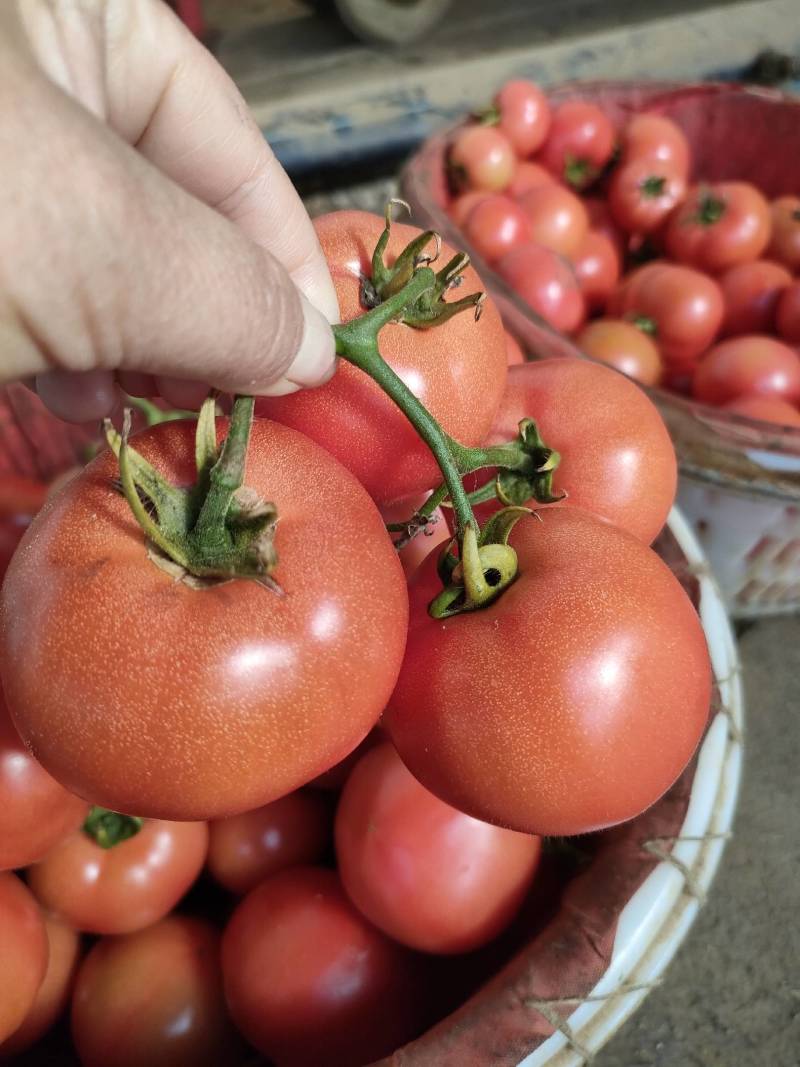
xmin=399 ymin=80 xmax=800 ymax=618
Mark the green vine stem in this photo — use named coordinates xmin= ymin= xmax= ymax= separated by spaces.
xmin=334 ymin=289 xmax=477 ymax=542
xmin=107 ymin=206 xmax=544 ymax=616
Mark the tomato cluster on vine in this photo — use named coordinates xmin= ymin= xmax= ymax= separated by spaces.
xmin=447 ymin=80 xmax=800 ymax=427
xmin=0 ymin=197 xmax=712 ymax=1065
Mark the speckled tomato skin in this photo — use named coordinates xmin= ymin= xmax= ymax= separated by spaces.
xmin=257 ymin=211 xmax=507 ymax=505
xmin=482 ymin=360 xmax=677 ymax=545
xmin=0 ymin=693 xmax=88 ymax=871
xmin=0 ymin=914 xmax=80 ymax=1056
xmin=27 ymin=819 xmax=208 ymax=935
xmin=384 ymin=508 xmax=711 ymax=837
xmin=0 ymin=873 xmax=47 ymax=1044
xmin=0 ymin=418 xmax=408 ymax=821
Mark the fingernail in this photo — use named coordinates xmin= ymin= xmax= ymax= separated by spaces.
xmin=284 ymin=292 xmax=337 ymax=388
xmin=258 ymin=377 xmax=302 ymax=398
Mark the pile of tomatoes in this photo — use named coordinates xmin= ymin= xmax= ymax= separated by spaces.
xmin=447 ymin=80 xmax=800 ymax=428
xmin=0 ymin=207 xmax=712 ymax=1066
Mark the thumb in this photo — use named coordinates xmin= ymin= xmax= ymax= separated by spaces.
xmin=1 ymin=55 xmax=336 ymax=417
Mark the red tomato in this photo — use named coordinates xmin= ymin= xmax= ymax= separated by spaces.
xmin=621 ymin=113 xmax=690 ymax=177
xmin=577 ymin=319 xmax=663 ymax=386
xmin=608 ymin=158 xmax=687 ymax=234
xmin=538 ymin=100 xmax=615 ymax=189
xmin=0 ymin=693 xmax=88 ymax=871
xmin=766 ymin=195 xmax=800 ymax=270
xmin=335 ymin=743 xmax=541 ymax=954
xmin=72 ymin=917 xmax=242 ymax=1067
xmin=776 ymin=281 xmax=800 ymax=344
xmin=448 ymin=190 xmax=491 ymax=227
xmin=221 ymin=867 xmax=425 ymax=1066
xmin=258 ymin=212 xmax=507 ymax=505
xmin=208 ymin=790 xmax=332 ymax=895
xmin=1 ymin=418 xmax=408 ymax=820
xmin=0 ymin=915 xmax=80 ymax=1056
xmin=481 ymin=360 xmax=676 ymax=542
xmin=722 ymin=395 xmax=800 ymax=427
xmin=507 ymin=160 xmax=556 ymax=199
xmin=463 ymin=194 xmax=531 ymax=262
xmin=720 ymin=260 xmax=793 ymax=337
xmin=693 ymin=336 xmax=800 ymax=405
xmin=0 ymin=873 xmax=47 ymax=1043
xmin=612 ymin=262 xmax=724 ymax=365
xmin=384 ymin=508 xmax=711 ymax=836
xmin=569 ymin=229 xmax=621 ymax=310
xmin=27 ymin=818 xmax=208 ymax=934
xmin=449 ymin=125 xmax=515 ymax=192
xmin=517 ymin=183 xmax=589 ymax=255
xmin=504 ymin=330 xmax=526 ymax=366
xmin=664 ymin=182 xmax=771 ymax=272
xmin=497 ymin=245 xmax=585 ymax=333
xmin=584 ymin=196 xmax=627 ymax=256
xmin=493 ymin=80 xmax=551 ymax=156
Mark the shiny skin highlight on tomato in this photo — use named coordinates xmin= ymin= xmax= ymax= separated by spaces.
xmin=664 ymin=182 xmax=771 ymax=273
xmin=0 ymin=692 xmax=88 ymax=871
xmin=257 ymin=211 xmax=507 ymax=505
xmin=0 ymin=873 xmax=47 ymax=1043
xmin=208 ymin=789 xmax=333 ymax=895
xmin=335 ymin=743 xmax=541 ymax=954
xmin=692 ymin=336 xmax=800 ymax=405
xmin=483 ymin=360 xmax=676 ymax=543
xmin=28 ymin=818 xmax=208 ymax=935
xmin=71 ymin=917 xmax=242 ymax=1067
xmin=0 ymin=914 xmax=80 ymax=1057
xmin=0 ymin=418 xmax=408 ymax=820
xmin=611 ymin=262 xmax=724 ymax=366
xmin=221 ymin=866 xmax=425 ymax=1066
xmin=384 ymin=509 xmax=711 ymax=837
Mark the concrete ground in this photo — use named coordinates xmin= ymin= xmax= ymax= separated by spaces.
xmin=595 ymin=618 xmax=800 ymax=1067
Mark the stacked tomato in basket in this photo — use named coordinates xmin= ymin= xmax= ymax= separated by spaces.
xmin=447 ymin=79 xmax=800 ymax=427
xmin=0 ymin=199 xmax=714 ymax=1066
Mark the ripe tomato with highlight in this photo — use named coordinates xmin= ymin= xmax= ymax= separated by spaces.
xmin=335 ymin=743 xmax=541 ymax=954
xmin=497 ymin=245 xmax=585 ymax=333
xmin=384 ymin=508 xmax=711 ymax=837
xmin=258 ymin=211 xmax=507 ymax=505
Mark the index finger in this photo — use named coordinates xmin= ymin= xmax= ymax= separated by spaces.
xmin=21 ymin=0 xmax=339 ymax=323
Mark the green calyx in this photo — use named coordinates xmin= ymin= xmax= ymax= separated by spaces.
xmin=484 ymin=418 xmax=563 ymax=508
xmin=83 ymin=806 xmax=143 ymax=849
xmin=695 ymin=190 xmax=726 ymax=226
xmin=564 ymin=154 xmax=596 ymax=190
xmin=361 ymin=200 xmax=484 ymax=327
xmin=641 ymin=175 xmax=667 ymax=198
xmin=630 ymin=314 xmax=658 ymax=336
xmin=105 ymin=395 xmax=280 ymax=589
xmin=474 ymin=104 xmax=501 ymax=127
xmin=430 ymin=507 xmax=530 ymax=619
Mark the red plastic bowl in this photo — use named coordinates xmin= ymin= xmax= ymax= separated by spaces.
xmin=400 ymin=81 xmax=800 ymax=616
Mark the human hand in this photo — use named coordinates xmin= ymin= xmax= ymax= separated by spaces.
xmin=0 ymin=0 xmax=339 ymax=422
